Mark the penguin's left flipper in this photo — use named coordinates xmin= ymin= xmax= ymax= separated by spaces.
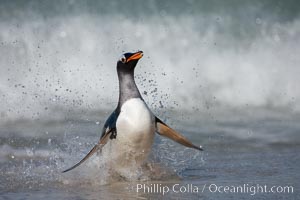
xmin=155 ymin=117 xmax=203 ymax=151
xmin=62 ymin=129 xmax=113 ymax=173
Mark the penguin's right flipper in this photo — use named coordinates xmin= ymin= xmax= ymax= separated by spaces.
xmin=62 ymin=129 xmax=113 ymax=173
xmin=155 ymin=117 xmax=203 ymax=151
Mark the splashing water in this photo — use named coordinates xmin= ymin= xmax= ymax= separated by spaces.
xmin=0 ymin=130 xmax=204 ymax=192
xmin=1 ymin=1 xmax=300 ymax=122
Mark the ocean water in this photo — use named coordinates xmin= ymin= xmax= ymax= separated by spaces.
xmin=1 ymin=0 xmax=300 ymax=199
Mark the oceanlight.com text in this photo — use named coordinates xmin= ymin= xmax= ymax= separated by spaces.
xmin=206 ymin=183 xmax=293 ymax=195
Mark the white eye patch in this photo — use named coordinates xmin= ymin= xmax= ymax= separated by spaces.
xmin=119 ymin=55 xmax=126 ymax=63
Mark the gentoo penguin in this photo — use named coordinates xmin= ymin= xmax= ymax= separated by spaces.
xmin=62 ymin=51 xmax=203 ymax=175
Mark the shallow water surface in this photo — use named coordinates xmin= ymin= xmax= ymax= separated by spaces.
xmin=0 ymin=110 xmax=299 ymax=199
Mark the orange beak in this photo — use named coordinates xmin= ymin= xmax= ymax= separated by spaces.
xmin=126 ymin=51 xmax=143 ymax=63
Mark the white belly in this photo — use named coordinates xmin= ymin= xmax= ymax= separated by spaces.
xmin=107 ymin=98 xmax=155 ymax=177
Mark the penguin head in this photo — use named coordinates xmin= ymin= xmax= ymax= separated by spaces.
xmin=117 ymin=51 xmax=143 ymax=72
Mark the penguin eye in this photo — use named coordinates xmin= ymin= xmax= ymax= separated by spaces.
xmin=120 ymin=55 xmax=126 ymax=63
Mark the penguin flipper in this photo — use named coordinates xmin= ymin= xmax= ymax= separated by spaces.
xmin=62 ymin=130 xmax=112 ymax=173
xmin=155 ymin=117 xmax=203 ymax=151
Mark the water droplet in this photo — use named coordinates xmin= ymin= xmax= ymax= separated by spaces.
xmin=26 ymin=149 xmax=33 ymax=156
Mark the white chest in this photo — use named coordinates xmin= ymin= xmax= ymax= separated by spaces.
xmin=115 ymin=98 xmax=155 ymax=144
